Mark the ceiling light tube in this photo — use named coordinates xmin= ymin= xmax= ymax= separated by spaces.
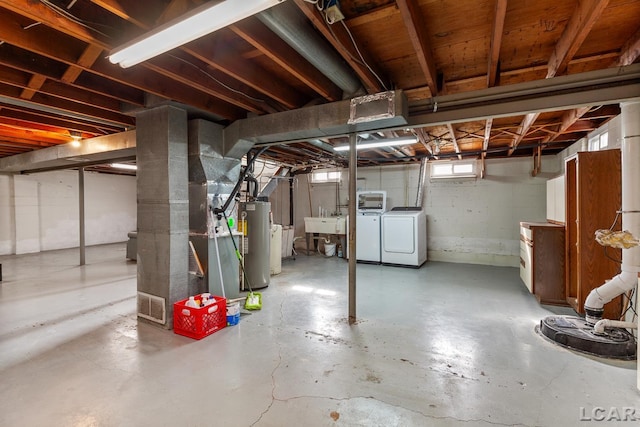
xmin=333 ymin=136 xmax=418 ymax=152
xmin=111 ymin=163 xmax=138 ymax=170
xmin=108 ymin=0 xmax=286 ymax=68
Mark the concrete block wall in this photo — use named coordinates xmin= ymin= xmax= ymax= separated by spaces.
xmin=0 ymin=170 xmax=136 ymax=255
xmin=272 ymin=156 xmax=560 ymax=267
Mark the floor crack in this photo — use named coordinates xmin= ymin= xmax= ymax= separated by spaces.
xmin=249 ymin=293 xmax=287 ymax=427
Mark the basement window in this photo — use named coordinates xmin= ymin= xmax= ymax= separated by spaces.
xmin=588 ymin=131 xmax=608 ymax=151
xmin=430 ymin=160 xmax=477 ymax=179
xmin=311 ymin=170 xmax=342 ymax=183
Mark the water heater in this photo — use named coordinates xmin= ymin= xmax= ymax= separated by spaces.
xmin=239 ymin=201 xmax=271 ymax=290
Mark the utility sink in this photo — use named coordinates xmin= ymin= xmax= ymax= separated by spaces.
xmin=304 ymin=217 xmax=346 ymax=234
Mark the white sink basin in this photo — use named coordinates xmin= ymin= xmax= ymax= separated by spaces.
xmin=304 ymin=217 xmax=346 ymax=234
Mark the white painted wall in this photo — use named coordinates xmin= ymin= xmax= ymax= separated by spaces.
xmin=0 ymin=174 xmax=15 ymax=254
xmin=0 ymin=170 xmax=136 ymax=255
xmin=270 ymin=156 xmax=559 ymax=267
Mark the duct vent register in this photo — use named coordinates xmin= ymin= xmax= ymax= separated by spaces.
xmin=137 ymin=292 xmax=166 ymax=324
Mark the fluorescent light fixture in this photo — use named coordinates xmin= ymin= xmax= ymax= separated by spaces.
xmin=333 ymin=136 xmax=418 ymax=152
xmin=111 ymin=163 xmax=138 ymax=171
xmin=109 ymin=0 xmax=286 ymax=68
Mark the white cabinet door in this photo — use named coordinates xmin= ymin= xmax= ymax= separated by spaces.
xmin=519 ymin=227 xmax=533 ymax=293
xmin=546 ymin=175 xmax=565 ymax=223
xmin=555 ymin=176 xmax=565 ymax=223
xmin=546 ymin=179 xmax=555 ymax=221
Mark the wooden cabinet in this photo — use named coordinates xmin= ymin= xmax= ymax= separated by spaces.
xmin=565 ymin=150 xmax=622 ymax=319
xmin=520 ymin=222 xmax=567 ymax=305
xmin=546 ymin=175 xmax=565 ymax=224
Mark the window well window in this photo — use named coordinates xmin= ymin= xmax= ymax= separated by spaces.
xmin=311 ymin=170 xmax=342 ymax=183
xmin=430 ymin=160 xmax=477 ymax=179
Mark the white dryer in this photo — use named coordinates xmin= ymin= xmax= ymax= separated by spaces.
xmin=381 ymin=207 xmax=427 ymax=267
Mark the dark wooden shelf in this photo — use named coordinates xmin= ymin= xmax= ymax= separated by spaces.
xmin=521 ymin=222 xmax=567 ymax=306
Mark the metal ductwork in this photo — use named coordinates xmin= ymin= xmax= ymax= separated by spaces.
xmin=257 ymin=1 xmax=363 ymax=97
xmin=188 ymin=119 xmax=243 ymax=299
xmin=308 ymin=138 xmax=341 ymax=154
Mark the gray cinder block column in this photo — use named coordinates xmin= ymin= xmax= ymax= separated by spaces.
xmin=136 ymin=105 xmax=189 ymax=329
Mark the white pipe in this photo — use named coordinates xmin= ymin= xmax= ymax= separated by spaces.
xmin=593 ymin=319 xmax=638 ymax=335
xmin=212 ymin=216 xmax=226 ymax=300
xmin=584 ymin=270 xmax=637 ymax=324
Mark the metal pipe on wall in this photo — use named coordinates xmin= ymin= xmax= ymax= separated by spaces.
xmin=348 ymin=132 xmax=357 ymax=324
xmin=415 ymin=158 xmax=427 ymax=207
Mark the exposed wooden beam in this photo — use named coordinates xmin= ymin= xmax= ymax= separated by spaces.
xmin=0 ymin=12 xmax=247 ymax=119
xmin=0 ymin=0 xmax=111 ymax=49
xmin=0 ymin=81 xmax=135 ymax=126
xmin=230 ymin=19 xmax=342 ymax=102
xmin=546 ymin=0 xmax=609 ymax=78
xmin=413 ymin=128 xmax=435 ymax=159
xmin=0 ymin=48 xmax=144 ymax=108
xmin=508 ymin=112 xmax=539 ymax=155
xmin=61 ymin=45 xmax=104 ymax=84
xmin=509 ymin=1 xmax=607 ymax=156
xmin=487 ymin=0 xmax=507 ymax=88
xmin=187 ymin=38 xmax=303 ymax=110
xmin=542 ymin=106 xmax=591 ymax=143
xmin=20 ymin=74 xmax=46 ymax=100
xmin=446 ymin=123 xmax=462 ymax=160
xmin=294 ymin=0 xmax=385 ymax=94
xmin=396 ymin=0 xmax=438 ymax=96
xmin=406 ymin=51 xmax=620 ymax=101
xmin=89 ymin=0 xmax=158 ymax=28
xmin=0 ymin=107 xmax=117 ymax=134
xmin=614 ymin=26 xmax=640 ymax=67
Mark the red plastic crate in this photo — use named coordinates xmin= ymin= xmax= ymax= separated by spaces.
xmin=173 ymin=295 xmax=226 ymax=340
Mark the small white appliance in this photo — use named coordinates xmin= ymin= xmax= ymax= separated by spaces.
xmin=381 ymin=207 xmax=427 ymax=267
xmin=347 ymin=191 xmax=387 ymax=263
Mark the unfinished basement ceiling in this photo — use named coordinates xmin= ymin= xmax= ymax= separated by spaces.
xmin=0 ymin=0 xmax=638 ymax=170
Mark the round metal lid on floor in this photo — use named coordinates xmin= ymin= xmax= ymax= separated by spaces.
xmin=537 ymin=315 xmax=637 ymax=360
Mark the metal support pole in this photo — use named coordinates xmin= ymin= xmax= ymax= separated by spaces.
xmin=79 ymin=167 xmax=86 ymax=266
xmin=289 ymin=176 xmax=294 ymax=226
xmin=348 ymin=132 xmax=357 ymax=324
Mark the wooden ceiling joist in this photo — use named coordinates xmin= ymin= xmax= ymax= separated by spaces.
xmin=508 ymin=112 xmax=540 ymax=155
xmin=510 ymin=0 xmax=608 ymax=156
xmin=230 ymin=19 xmax=343 ymax=102
xmin=615 ymin=26 xmax=640 ymax=66
xmin=446 ymin=124 xmax=462 ymax=160
xmin=396 ymin=0 xmax=439 ymax=96
xmin=487 ymin=0 xmax=507 ymax=88
xmin=61 ymin=44 xmax=104 ymax=84
xmin=294 ymin=0 xmax=385 ymax=94
xmin=546 ymin=0 xmax=610 ymax=78
xmin=19 ymin=74 xmax=46 ymax=100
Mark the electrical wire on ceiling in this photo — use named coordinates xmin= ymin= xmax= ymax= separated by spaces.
xmin=168 ymin=54 xmax=267 ymax=105
xmin=338 ymin=20 xmax=389 ymax=91
xmin=38 ymin=0 xmax=113 ymax=39
xmin=39 ymin=0 xmax=270 ymax=108
xmin=309 ymin=0 xmax=389 ymax=91
xmin=22 ymin=22 xmax=42 ymax=30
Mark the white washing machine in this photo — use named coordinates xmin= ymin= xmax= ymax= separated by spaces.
xmin=346 ymin=191 xmax=387 ymax=263
xmin=381 ymin=208 xmax=427 ymax=267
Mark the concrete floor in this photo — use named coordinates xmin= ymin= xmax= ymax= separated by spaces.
xmin=0 ymin=243 xmax=638 ymax=427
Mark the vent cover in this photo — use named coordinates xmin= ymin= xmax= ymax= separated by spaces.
xmin=137 ymin=291 xmax=166 ymax=324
